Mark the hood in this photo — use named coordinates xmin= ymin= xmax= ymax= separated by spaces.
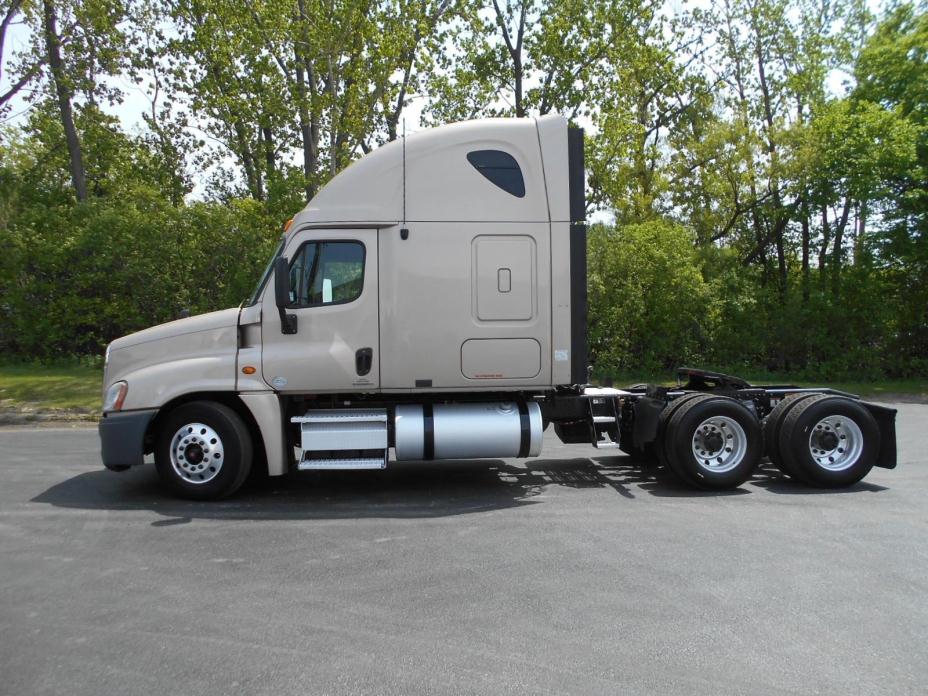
xmin=108 ymin=307 xmax=241 ymax=352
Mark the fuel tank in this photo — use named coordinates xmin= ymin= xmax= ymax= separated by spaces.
xmin=394 ymin=402 xmax=544 ymax=460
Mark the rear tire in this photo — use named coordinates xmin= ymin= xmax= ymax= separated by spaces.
xmin=778 ymin=395 xmax=879 ymax=488
xmin=654 ymin=393 xmax=709 ymax=480
xmin=664 ymin=395 xmax=763 ymax=490
xmin=154 ymin=401 xmax=253 ymax=500
xmin=762 ymin=393 xmax=818 ymax=482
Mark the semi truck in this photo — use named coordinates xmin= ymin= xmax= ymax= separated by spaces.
xmin=98 ymin=115 xmax=898 ymax=499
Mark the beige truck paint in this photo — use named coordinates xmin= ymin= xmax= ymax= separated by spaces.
xmin=260 ymin=227 xmax=381 ymax=393
xmin=536 ymin=116 xmax=574 ymax=386
xmin=278 ymin=114 xmax=569 ymax=391
xmin=104 ymin=305 xmax=284 ymax=474
xmin=105 ymin=308 xmax=240 ymax=411
xmin=377 ymin=221 xmax=552 ymax=390
xmin=239 ymin=392 xmax=288 ymax=476
xmin=298 ymin=117 xmax=552 ymax=226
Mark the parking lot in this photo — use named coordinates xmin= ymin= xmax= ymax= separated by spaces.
xmin=1 ymin=402 xmax=926 ymax=695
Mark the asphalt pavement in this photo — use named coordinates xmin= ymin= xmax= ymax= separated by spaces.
xmin=1 ymin=403 xmax=926 ymax=696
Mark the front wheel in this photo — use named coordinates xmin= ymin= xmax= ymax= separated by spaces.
xmin=154 ymin=401 xmax=252 ymax=500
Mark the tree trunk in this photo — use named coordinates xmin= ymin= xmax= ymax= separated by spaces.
xmin=819 ymin=206 xmax=830 ymax=289
xmin=801 ymin=198 xmax=810 ymax=303
xmin=261 ymin=124 xmax=275 ymax=176
xmin=831 ymin=197 xmax=851 ymax=296
xmin=752 ymin=12 xmax=788 ymax=301
xmin=492 ymin=0 xmax=526 ymax=117
xmin=775 ymin=222 xmax=787 ymax=299
xmin=295 ymin=0 xmax=318 ymax=201
xmin=42 ymin=0 xmax=87 ymax=201
xmin=294 ymin=59 xmax=316 ymax=201
xmin=233 ymin=122 xmax=262 ymax=201
xmin=856 ymin=199 xmax=868 ymax=262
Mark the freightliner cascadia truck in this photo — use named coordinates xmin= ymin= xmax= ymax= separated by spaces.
xmin=98 ymin=115 xmax=898 ymax=499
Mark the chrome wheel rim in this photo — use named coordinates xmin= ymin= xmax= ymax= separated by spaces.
xmin=808 ymin=416 xmax=862 ymax=472
xmin=691 ymin=415 xmax=747 ymax=474
xmin=169 ymin=422 xmax=224 ymax=484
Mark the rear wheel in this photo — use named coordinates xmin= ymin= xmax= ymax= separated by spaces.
xmin=778 ymin=395 xmax=879 ymax=487
xmin=664 ymin=395 xmax=762 ymax=489
xmin=762 ymin=393 xmax=818 ymax=482
xmin=654 ymin=393 xmax=709 ymax=479
xmin=154 ymin=401 xmax=252 ymax=500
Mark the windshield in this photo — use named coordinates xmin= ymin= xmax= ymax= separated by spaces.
xmin=247 ymin=238 xmax=285 ymax=306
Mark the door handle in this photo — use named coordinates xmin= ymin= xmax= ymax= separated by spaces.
xmin=355 ymin=347 xmax=373 ymax=376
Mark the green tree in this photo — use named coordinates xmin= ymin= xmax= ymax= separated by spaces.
xmin=588 ymin=220 xmax=713 ymax=374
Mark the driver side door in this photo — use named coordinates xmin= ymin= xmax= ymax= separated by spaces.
xmin=260 ymin=228 xmax=380 ymax=393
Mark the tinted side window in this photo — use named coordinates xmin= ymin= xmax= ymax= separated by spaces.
xmin=289 ymin=241 xmax=364 ymax=307
xmin=467 ymin=150 xmax=525 ymax=198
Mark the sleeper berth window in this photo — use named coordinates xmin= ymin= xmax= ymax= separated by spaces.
xmin=466 ymin=150 xmax=526 ymax=198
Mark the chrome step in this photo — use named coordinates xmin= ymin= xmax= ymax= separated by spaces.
xmin=292 ymin=409 xmax=387 ymax=424
xmin=298 ymin=457 xmax=386 ymax=471
xmin=292 ymin=408 xmax=389 ymax=470
xmin=593 ymin=440 xmax=621 ymax=449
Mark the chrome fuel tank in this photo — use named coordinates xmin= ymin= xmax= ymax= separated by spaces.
xmin=394 ymin=402 xmax=543 ymax=460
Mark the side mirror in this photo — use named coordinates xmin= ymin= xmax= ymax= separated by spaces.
xmin=273 ymin=256 xmax=298 ymax=335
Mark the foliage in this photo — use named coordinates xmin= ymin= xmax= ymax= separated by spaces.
xmin=0 ymin=0 xmax=925 ymax=379
xmin=588 ymin=221 xmax=712 ymax=374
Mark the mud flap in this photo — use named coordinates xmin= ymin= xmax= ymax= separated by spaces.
xmin=861 ymin=402 xmax=897 ymax=469
xmin=632 ymin=397 xmax=664 ymax=448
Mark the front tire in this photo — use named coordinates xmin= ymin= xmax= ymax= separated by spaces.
xmin=154 ymin=401 xmax=253 ymax=500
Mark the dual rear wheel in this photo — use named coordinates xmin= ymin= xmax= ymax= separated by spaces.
xmin=653 ymin=392 xmax=879 ymax=490
xmin=656 ymin=394 xmax=763 ymax=490
xmin=763 ymin=393 xmax=879 ymax=487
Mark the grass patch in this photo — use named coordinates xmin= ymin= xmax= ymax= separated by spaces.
xmin=0 ymin=363 xmax=102 ymax=414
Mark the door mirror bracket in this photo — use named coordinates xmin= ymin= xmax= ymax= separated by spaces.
xmin=273 ymin=256 xmax=298 ymax=335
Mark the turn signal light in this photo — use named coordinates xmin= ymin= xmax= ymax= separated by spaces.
xmin=241 ymin=366 xmax=256 ymax=375
xmin=103 ymin=381 xmax=128 ymax=412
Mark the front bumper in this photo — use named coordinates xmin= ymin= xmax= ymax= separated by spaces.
xmin=99 ymin=409 xmax=158 ymax=471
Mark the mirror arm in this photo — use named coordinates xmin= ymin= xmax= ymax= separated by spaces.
xmin=278 ymin=307 xmax=298 ymax=335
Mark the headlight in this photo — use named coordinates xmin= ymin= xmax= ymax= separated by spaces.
xmin=103 ymin=381 xmax=128 ymax=412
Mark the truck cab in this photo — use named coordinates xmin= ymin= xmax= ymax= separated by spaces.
xmin=100 ymin=115 xmax=589 ymax=498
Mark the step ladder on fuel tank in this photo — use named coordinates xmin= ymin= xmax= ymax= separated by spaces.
xmin=291 ymin=409 xmax=388 ymax=470
xmin=588 ymin=396 xmax=621 ymax=449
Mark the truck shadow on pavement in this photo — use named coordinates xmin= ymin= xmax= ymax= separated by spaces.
xmin=32 ymin=454 xmax=888 ymax=525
